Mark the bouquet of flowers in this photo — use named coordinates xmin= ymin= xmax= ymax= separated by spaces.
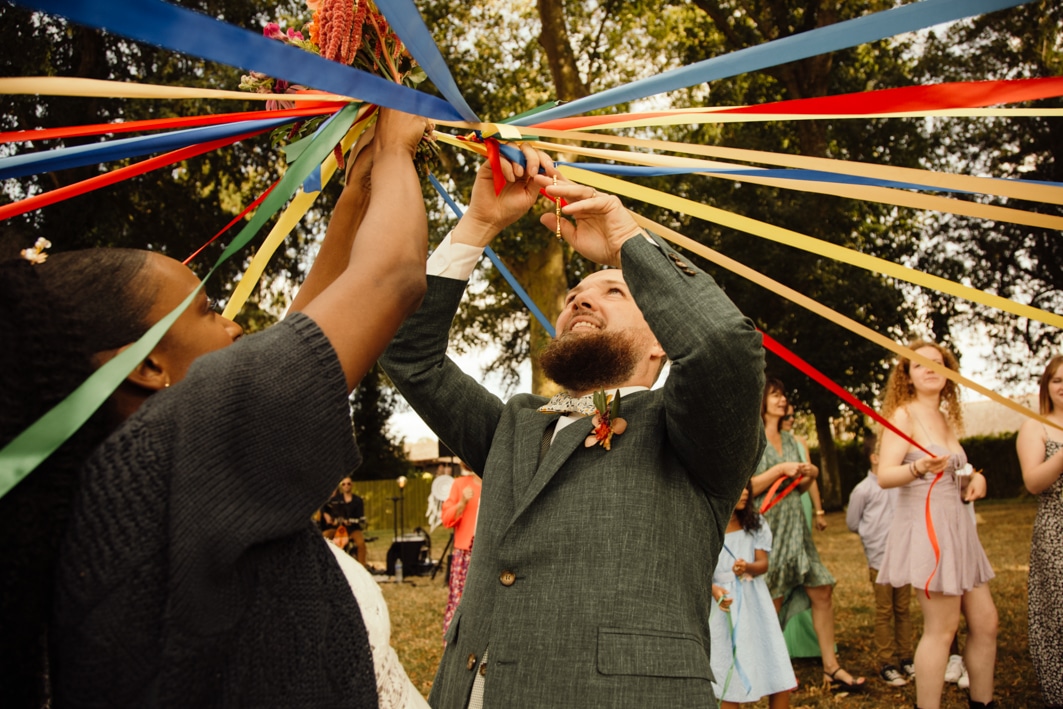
xmin=240 ymin=0 xmax=437 ymax=170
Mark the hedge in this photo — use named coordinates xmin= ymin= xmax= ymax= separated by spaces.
xmin=818 ymin=432 xmax=1029 ymax=510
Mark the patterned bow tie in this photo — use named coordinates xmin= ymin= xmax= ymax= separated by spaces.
xmin=538 ymin=392 xmax=598 ymax=417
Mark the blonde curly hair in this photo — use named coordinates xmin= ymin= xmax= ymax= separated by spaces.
xmin=880 ymin=339 xmax=963 ymax=434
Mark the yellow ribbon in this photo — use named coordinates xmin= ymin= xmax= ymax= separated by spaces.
xmin=221 ymin=118 xmax=368 ymax=319
xmin=515 ymin=128 xmax=1063 ymax=206
xmin=628 ymin=212 xmax=1063 ymax=433
xmin=0 ymin=76 xmax=353 ymax=103
xmin=560 ymin=165 xmax=1063 ymax=331
xmin=526 ymin=139 xmax=1063 ymax=231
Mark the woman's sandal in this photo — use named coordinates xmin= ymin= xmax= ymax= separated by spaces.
xmin=822 ymin=667 xmax=867 ymax=693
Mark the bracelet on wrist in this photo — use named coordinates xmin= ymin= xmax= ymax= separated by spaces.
xmin=815 ymin=510 xmax=825 ymax=515
xmin=909 ymin=461 xmax=923 ymax=479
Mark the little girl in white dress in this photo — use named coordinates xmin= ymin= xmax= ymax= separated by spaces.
xmin=710 ymin=482 xmax=797 ymax=707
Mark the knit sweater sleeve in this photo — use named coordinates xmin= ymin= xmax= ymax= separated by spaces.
xmin=166 ymin=313 xmax=359 ymax=631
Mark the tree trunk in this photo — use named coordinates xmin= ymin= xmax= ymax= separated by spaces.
xmin=514 ymin=239 xmax=567 ymax=397
xmin=813 ymin=410 xmax=842 ymax=509
xmin=528 ymin=0 xmax=591 ymax=395
xmin=537 ymin=0 xmax=590 ymax=101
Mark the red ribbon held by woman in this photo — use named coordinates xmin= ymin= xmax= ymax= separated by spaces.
xmin=922 ymin=471 xmax=946 ymax=597
xmin=759 ymin=474 xmax=804 ymax=515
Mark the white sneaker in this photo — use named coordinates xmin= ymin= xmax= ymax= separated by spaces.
xmin=880 ymin=665 xmax=908 ymax=687
xmin=957 ymin=667 xmax=970 ymax=689
xmin=944 ymin=654 xmax=965 ymax=683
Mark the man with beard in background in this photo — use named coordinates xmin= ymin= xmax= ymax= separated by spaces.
xmin=380 ymin=147 xmax=765 ymax=709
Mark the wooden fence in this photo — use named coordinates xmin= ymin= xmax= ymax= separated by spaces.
xmin=349 ymin=474 xmax=436 ymax=534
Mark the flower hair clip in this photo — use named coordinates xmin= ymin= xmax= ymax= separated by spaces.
xmin=21 ymin=238 xmax=51 ymax=265
xmin=585 ymin=389 xmax=628 ymax=451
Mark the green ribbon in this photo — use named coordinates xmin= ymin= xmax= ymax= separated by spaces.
xmin=716 ymin=593 xmax=738 ymax=697
xmin=0 ymin=102 xmax=361 ymax=501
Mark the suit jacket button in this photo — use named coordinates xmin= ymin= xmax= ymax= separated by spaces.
xmin=479 ymin=662 xmax=488 ymax=677
xmin=499 ymin=570 xmax=516 ymax=586
xmin=466 ymin=653 xmax=477 ymax=671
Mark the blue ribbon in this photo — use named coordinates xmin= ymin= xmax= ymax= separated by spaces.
xmin=713 ymin=580 xmax=754 ymax=697
xmin=554 ymin=162 xmax=975 ymax=194
xmin=376 ymin=0 xmax=479 ymax=122
xmin=512 ymin=0 xmax=1035 ymax=125
xmin=11 ymin=0 xmax=464 ymax=122
xmin=0 ymin=116 xmax=299 ymax=180
xmin=428 ymin=173 xmax=556 ymax=337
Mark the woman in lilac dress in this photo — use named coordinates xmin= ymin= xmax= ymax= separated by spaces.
xmin=877 ymin=340 xmax=997 ymax=709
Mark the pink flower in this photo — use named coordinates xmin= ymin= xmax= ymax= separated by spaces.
xmin=287 ymin=28 xmax=304 ymax=41
xmin=263 ymin=22 xmax=284 ymax=40
xmin=266 ymin=79 xmax=309 ymax=111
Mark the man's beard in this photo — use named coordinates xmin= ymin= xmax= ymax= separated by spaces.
xmin=538 ymin=329 xmax=642 ymax=394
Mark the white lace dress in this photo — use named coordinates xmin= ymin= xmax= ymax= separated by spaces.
xmin=325 ymin=541 xmax=430 ymax=708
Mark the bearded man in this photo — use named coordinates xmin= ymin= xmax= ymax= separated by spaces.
xmin=380 ymin=147 xmax=765 ymax=709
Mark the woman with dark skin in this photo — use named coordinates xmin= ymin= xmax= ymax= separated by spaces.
xmin=0 ymin=109 xmax=440 ymax=706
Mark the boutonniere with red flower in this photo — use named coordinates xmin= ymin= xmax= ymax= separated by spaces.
xmin=585 ymin=389 xmax=628 ymax=451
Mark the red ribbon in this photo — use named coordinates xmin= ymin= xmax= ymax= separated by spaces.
xmin=529 ymin=77 xmax=1063 ymax=132
xmin=537 ymin=187 xmax=568 ymax=209
xmin=723 ymin=77 xmax=1063 ymax=115
xmin=760 ymin=331 xmax=932 ymax=457
xmin=759 ymin=474 xmax=804 ymax=514
xmin=0 ymin=103 xmax=345 ymax=144
xmin=0 ymin=129 xmax=267 ymax=222
xmin=922 ymin=471 xmax=946 ymax=598
xmin=483 ymin=136 xmax=506 ymax=196
xmin=455 ymin=132 xmax=515 ymax=197
xmin=183 ymin=179 xmax=279 ymax=265
xmin=759 ymin=330 xmax=943 ymax=595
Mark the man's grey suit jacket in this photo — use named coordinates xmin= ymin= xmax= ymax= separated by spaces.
xmin=380 ymin=234 xmax=766 ymax=708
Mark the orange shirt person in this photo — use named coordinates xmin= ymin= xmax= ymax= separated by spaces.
xmin=441 ymin=467 xmax=481 ymax=636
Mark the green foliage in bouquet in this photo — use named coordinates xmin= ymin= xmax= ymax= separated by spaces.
xmin=240 ymin=0 xmax=437 ymax=171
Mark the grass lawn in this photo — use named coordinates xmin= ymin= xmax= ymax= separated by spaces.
xmin=364 ymin=498 xmax=1040 ymax=707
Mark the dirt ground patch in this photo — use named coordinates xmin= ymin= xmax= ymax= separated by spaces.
xmin=372 ymin=498 xmax=1040 ymax=707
